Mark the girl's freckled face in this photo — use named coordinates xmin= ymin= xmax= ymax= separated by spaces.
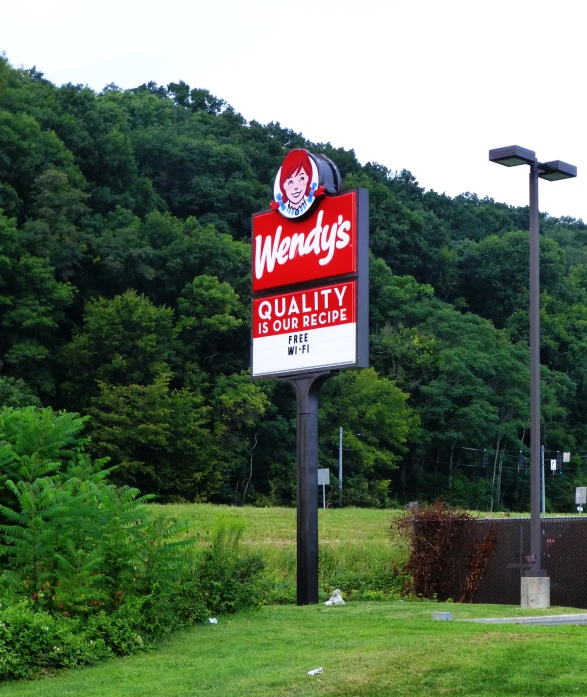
xmin=284 ymin=167 xmax=307 ymax=204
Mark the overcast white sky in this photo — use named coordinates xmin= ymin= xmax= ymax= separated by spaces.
xmin=2 ymin=0 xmax=585 ymax=221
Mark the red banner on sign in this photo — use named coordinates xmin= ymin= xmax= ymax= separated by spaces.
xmin=252 ymin=191 xmax=357 ymax=292
xmin=253 ymin=281 xmax=355 ymax=338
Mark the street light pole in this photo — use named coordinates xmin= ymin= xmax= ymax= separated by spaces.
xmin=528 ymin=160 xmax=543 ymax=581
xmin=541 ymin=444 xmax=546 ymax=514
xmin=489 ymin=145 xmax=577 ymax=608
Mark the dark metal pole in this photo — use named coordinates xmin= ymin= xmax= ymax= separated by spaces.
xmin=287 ymin=371 xmax=332 ymax=605
xmin=338 ymin=426 xmax=343 ymax=507
xmin=541 ymin=443 xmax=546 ymax=514
xmin=528 ymin=161 xmax=544 ymax=576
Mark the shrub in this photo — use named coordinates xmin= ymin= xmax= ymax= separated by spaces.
xmin=394 ymin=499 xmax=496 ymax=602
xmin=0 ymin=602 xmax=109 ymax=680
xmin=86 ymin=605 xmax=145 ymax=656
xmin=263 ymin=577 xmax=297 ymax=605
xmin=341 ymin=476 xmax=395 ymax=508
xmin=0 ymin=406 xmax=268 ymax=679
xmin=196 ymin=517 xmax=267 ymax=615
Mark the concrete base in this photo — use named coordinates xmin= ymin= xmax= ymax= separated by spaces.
xmin=465 ymin=613 xmax=587 ymax=625
xmin=521 ymin=576 xmax=550 ymax=609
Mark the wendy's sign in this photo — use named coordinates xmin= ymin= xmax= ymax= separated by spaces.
xmin=252 ymin=150 xmax=368 ymax=606
xmin=270 ymin=149 xmax=341 ymax=220
xmin=251 ymin=149 xmax=368 ymax=379
xmin=252 ymin=281 xmax=357 ymax=377
xmin=253 ymin=192 xmax=356 ymax=292
xmin=272 ymin=149 xmax=321 ymax=219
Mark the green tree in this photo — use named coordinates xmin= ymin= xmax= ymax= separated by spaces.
xmin=20 ymin=168 xmax=91 ymax=282
xmin=176 ymin=275 xmax=246 ymax=378
xmin=0 ymin=109 xmax=84 ymax=221
xmin=457 ymin=230 xmax=565 ymax=327
xmin=209 ymin=372 xmax=269 ymax=503
xmin=320 ymin=369 xmax=420 ymax=496
xmin=0 ymin=211 xmax=75 ymax=396
xmin=0 ymin=377 xmax=41 ymax=408
xmin=88 ymin=373 xmax=218 ymax=500
xmin=61 ymin=290 xmax=176 ymax=408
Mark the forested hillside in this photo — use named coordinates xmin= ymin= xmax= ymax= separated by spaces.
xmin=2 ymin=55 xmax=587 ymax=511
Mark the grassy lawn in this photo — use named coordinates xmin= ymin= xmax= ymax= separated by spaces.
xmin=4 ymin=601 xmax=587 ymax=697
xmin=154 ymin=504 xmax=401 ymax=547
xmin=153 ymin=504 xmax=408 ymax=594
xmin=151 ymin=505 xmax=582 ymax=598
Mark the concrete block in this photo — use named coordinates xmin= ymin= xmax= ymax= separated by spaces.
xmin=521 ymin=576 xmax=550 ymax=609
xmin=464 ymin=613 xmax=587 ymax=625
xmin=432 ymin=612 xmax=452 ymax=620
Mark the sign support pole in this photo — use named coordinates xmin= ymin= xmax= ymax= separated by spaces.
xmin=285 ymin=371 xmax=333 ymax=606
xmin=339 ymin=426 xmax=343 ymax=507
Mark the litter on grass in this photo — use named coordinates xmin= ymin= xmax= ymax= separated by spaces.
xmin=307 ymin=667 xmax=323 ymax=676
xmin=208 ymin=618 xmax=218 ymax=624
xmin=324 ymin=589 xmax=345 ymax=606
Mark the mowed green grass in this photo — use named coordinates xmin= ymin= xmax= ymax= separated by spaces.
xmin=5 ymin=601 xmax=587 ymax=697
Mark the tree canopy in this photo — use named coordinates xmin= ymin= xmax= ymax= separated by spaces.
xmin=1 ymin=53 xmax=586 ymax=511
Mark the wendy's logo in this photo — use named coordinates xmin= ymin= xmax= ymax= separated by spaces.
xmin=271 ymin=149 xmax=342 ymax=219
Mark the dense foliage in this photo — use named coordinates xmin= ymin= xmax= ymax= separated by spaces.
xmin=0 ymin=405 xmax=266 ymax=679
xmin=1 ymin=55 xmax=587 ymax=511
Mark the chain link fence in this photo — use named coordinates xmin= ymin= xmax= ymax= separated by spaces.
xmin=466 ymin=517 xmax=587 ymax=607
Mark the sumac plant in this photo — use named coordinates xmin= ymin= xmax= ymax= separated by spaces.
xmin=394 ymin=499 xmax=496 ymax=602
xmin=0 ymin=406 xmax=265 ymax=624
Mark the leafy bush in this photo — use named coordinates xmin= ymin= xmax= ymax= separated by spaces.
xmin=0 ymin=406 xmax=267 ymax=679
xmin=196 ymin=518 xmax=266 ymax=615
xmin=0 ymin=602 xmax=109 ymax=680
xmin=86 ymin=606 xmax=145 ymax=656
xmin=318 ymin=542 xmax=407 ymax=601
xmin=341 ymin=476 xmax=395 ymax=508
xmin=263 ymin=577 xmax=297 ymax=605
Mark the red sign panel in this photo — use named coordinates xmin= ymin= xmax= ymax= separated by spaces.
xmin=253 ymin=281 xmax=356 ymax=338
xmin=252 ymin=191 xmax=357 ymax=292
xmin=252 ymin=281 xmax=357 ymax=377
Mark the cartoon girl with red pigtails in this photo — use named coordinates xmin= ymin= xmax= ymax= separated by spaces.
xmin=272 ymin=149 xmax=322 ymax=219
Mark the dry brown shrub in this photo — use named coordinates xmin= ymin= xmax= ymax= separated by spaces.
xmin=393 ymin=499 xmax=496 ymax=602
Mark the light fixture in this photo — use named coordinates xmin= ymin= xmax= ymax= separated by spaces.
xmin=538 ymin=160 xmax=577 ymax=181
xmin=489 ymin=145 xmax=536 ymax=167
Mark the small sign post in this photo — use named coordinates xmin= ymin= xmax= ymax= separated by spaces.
xmin=251 ymin=150 xmax=368 ymax=606
xmin=550 ymin=459 xmax=557 ymax=474
xmin=318 ymin=468 xmax=330 ymax=509
xmin=576 ymin=487 xmax=586 ymax=513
